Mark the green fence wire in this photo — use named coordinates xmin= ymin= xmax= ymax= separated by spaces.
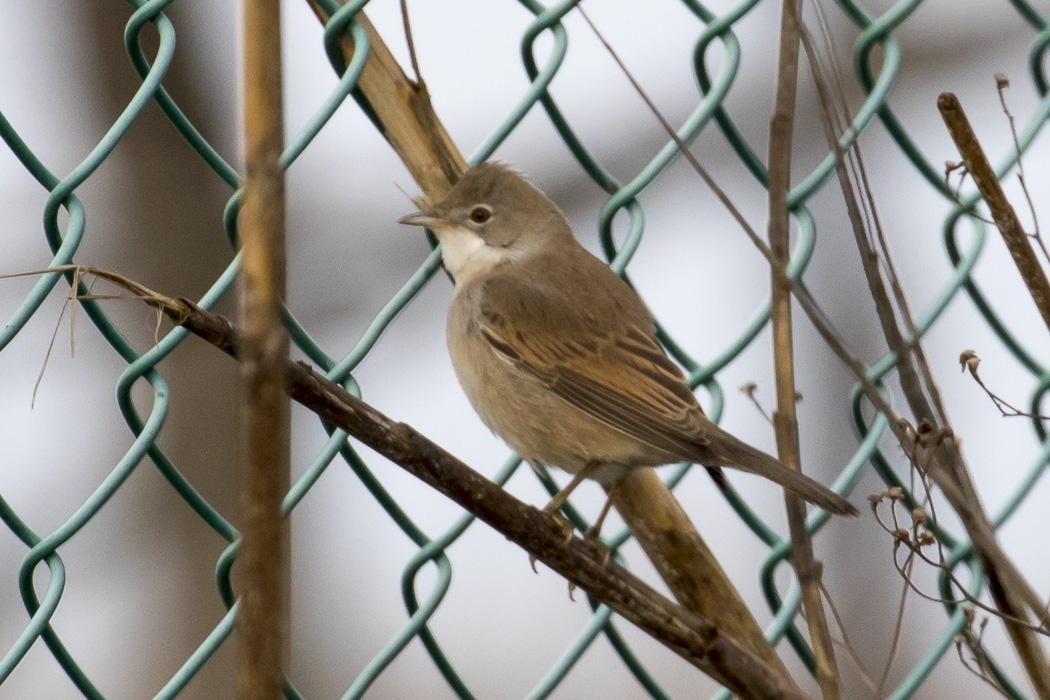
xmin=1 ymin=0 xmax=1049 ymax=697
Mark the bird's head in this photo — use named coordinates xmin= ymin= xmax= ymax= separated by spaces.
xmin=398 ymin=162 xmax=569 ymax=283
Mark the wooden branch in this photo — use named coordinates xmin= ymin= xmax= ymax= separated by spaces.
xmin=239 ymin=2 xmax=290 ymax=698
xmin=306 ymin=0 xmax=801 ymax=690
xmin=50 ymin=263 xmax=803 ymax=699
xmin=768 ymin=2 xmax=842 ymax=697
xmin=280 ymin=361 xmax=801 ymax=699
xmin=939 ymin=92 xmax=1050 ymax=335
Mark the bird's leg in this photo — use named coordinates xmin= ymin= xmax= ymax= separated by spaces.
xmin=584 ymin=495 xmax=615 ymax=543
xmin=540 ymin=459 xmax=602 ymax=517
xmin=583 ymin=481 xmax=619 ymax=567
xmin=530 ymin=460 xmax=603 ymax=574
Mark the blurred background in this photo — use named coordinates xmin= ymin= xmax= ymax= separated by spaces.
xmin=2 ymin=0 xmax=1049 ymax=697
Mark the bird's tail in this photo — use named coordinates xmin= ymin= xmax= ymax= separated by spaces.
xmin=704 ymin=428 xmax=858 ymax=517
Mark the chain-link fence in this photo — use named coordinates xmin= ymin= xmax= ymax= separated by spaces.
xmin=2 ymin=0 xmax=1049 ymax=697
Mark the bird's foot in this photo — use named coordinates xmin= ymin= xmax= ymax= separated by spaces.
xmin=529 ymin=511 xmax=575 ymax=574
xmin=583 ymin=525 xmax=611 ymax=567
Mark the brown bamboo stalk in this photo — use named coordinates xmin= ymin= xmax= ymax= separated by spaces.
xmin=239 ymin=1 xmax=290 ymax=698
xmin=939 ymin=92 xmax=1050 ymax=334
xmin=607 ymin=472 xmax=792 ymax=677
xmin=767 ymin=2 xmax=842 ymax=697
xmin=305 ymin=0 xmax=798 ymax=688
xmin=305 ymin=3 xmax=465 ymax=198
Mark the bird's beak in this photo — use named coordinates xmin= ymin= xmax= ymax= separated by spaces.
xmin=398 ymin=211 xmax=446 ymax=228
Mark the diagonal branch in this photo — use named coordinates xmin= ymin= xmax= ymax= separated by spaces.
xmin=34 ymin=265 xmax=806 ymax=700
xmin=939 ymin=92 xmax=1050 ymax=334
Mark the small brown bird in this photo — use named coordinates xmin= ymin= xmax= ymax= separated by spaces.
xmin=400 ymin=162 xmax=857 ymax=538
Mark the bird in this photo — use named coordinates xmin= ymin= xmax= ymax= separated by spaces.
xmin=399 ymin=161 xmax=858 ymax=541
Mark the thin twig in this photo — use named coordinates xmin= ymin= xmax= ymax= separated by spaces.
xmin=877 ymin=552 xmax=915 ymax=697
xmin=31 ymin=284 xmax=73 ymax=409
xmin=739 ymin=383 xmax=775 ymax=425
xmin=995 ymin=75 xmax=1047 ymax=266
xmin=960 ymin=350 xmax=1050 ymax=419
xmin=817 ymin=580 xmax=880 ymax=698
xmin=956 ymin=610 xmax=1012 ymax=698
xmin=399 ymin=0 xmax=422 ymax=87
xmin=70 ymin=267 xmax=81 ymax=358
xmin=870 ymin=493 xmax=1047 ymax=635
xmin=767 ymin=0 xmax=842 ymax=696
xmin=805 ymin=15 xmax=951 ymax=428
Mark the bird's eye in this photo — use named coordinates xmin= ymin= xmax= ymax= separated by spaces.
xmin=469 ymin=205 xmax=492 ymax=223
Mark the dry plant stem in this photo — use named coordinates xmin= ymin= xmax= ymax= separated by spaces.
xmin=936 ymin=93 xmax=1050 ymax=692
xmin=239 ymin=2 xmax=290 ymax=698
xmin=801 ymin=17 xmax=1050 ymax=683
xmin=806 ymin=31 xmax=1050 ymax=684
xmin=307 ymin=0 xmax=799 ymax=686
xmin=939 ymin=92 xmax=1050 ymax=334
xmin=606 ymin=472 xmax=793 ymax=678
xmin=815 ymin=581 xmax=879 ymax=697
xmin=811 ymin=33 xmax=1050 ymax=691
xmin=306 ymin=2 xmax=465 ymax=197
xmin=871 ymin=497 xmax=1045 ymax=633
xmin=962 ymin=353 xmax=1048 ymax=419
xmin=767 ymin=1 xmax=842 ymax=698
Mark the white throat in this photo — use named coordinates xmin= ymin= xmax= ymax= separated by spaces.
xmin=436 ymin=227 xmax=508 ymax=284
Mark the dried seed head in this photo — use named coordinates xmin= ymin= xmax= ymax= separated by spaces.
xmin=959 ymin=349 xmax=980 ymax=373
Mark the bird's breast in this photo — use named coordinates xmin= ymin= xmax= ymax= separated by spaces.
xmin=446 ymin=286 xmax=670 ymax=481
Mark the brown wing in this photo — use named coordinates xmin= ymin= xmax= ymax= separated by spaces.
xmin=476 ymin=272 xmax=710 ymax=462
xmin=475 ymin=265 xmax=859 ymax=517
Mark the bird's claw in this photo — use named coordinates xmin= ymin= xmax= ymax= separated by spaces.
xmin=529 ymin=511 xmax=575 ymax=574
xmin=583 ymin=527 xmax=611 ymax=567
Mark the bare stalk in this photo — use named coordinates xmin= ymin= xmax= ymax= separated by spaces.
xmin=239 ymin=1 xmax=290 ymax=698
xmin=801 ymin=35 xmax=1050 ymax=691
xmin=768 ymin=1 xmax=842 ymax=697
